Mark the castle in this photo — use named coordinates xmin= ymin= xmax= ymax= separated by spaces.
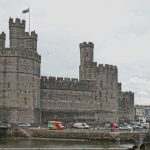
xmin=0 ymin=18 xmax=134 ymax=124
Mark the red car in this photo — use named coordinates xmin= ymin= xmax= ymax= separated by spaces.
xmin=111 ymin=123 xmax=119 ymax=131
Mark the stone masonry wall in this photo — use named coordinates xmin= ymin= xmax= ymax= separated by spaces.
xmin=40 ymin=68 xmax=119 ymax=124
xmin=41 ymin=89 xmax=95 ymax=111
xmin=0 ymin=51 xmax=18 ymax=123
xmin=40 ymin=76 xmax=96 ymax=122
xmin=41 ymin=76 xmax=95 ymax=91
xmin=40 ymin=76 xmax=119 ymax=123
xmin=41 ymin=110 xmax=95 ymax=123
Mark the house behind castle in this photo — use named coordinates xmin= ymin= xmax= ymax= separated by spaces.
xmin=0 ymin=18 xmax=134 ymax=124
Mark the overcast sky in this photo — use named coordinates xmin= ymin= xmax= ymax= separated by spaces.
xmin=0 ymin=0 xmax=150 ymax=105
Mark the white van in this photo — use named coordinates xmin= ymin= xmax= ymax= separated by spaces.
xmin=141 ymin=122 xmax=149 ymax=129
xmin=72 ymin=122 xmax=90 ymax=129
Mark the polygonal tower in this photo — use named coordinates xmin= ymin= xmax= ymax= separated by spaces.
xmin=0 ymin=18 xmax=41 ymax=124
xmin=79 ymin=42 xmax=97 ymax=80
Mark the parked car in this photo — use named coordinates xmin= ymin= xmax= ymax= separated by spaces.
xmin=130 ymin=121 xmax=141 ymax=126
xmin=72 ymin=122 xmax=90 ymax=129
xmin=130 ymin=124 xmax=141 ymax=129
xmin=111 ymin=123 xmax=119 ymax=131
xmin=119 ymin=125 xmax=132 ymax=130
xmin=141 ymin=122 xmax=149 ymax=129
xmin=18 ymin=123 xmax=31 ymax=128
xmin=104 ymin=121 xmax=111 ymax=129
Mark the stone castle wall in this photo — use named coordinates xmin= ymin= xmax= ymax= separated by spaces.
xmin=41 ymin=76 xmax=95 ymax=91
xmin=40 ymin=63 xmax=120 ymax=123
xmin=40 ymin=42 xmax=134 ymax=124
xmin=0 ymin=18 xmax=134 ymax=124
xmin=40 ymin=76 xmax=96 ymax=122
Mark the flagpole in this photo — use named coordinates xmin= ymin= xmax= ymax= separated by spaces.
xmin=29 ymin=0 xmax=31 ymax=34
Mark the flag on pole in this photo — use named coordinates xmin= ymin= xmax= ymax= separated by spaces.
xmin=22 ymin=8 xmax=29 ymax=13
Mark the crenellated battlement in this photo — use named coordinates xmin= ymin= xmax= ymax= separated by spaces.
xmin=79 ymin=41 xmax=94 ymax=48
xmin=0 ymin=32 xmax=6 ymax=49
xmin=9 ymin=17 xmax=25 ymax=28
xmin=41 ymin=76 xmax=79 ymax=83
xmin=0 ymin=48 xmax=16 ymax=55
xmin=0 ymin=32 xmax=6 ymax=39
xmin=92 ymin=62 xmax=97 ymax=67
xmin=98 ymin=64 xmax=117 ymax=72
xmin=41 ymin=76 xmax=95 ymax=91
xmin=0 ymin=49 xmax=41 ymax=62
xmin=24 ymin=31 xmax=38 ymax=51
xmin=118 ymin=83 xmax=122 ymax=92
xmin=122 ymin=91 xmax=134 ymax=96
xmin=25 ymin=31 xmax=37 ymax=40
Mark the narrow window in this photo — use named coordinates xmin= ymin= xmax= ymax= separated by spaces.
xmin=99 ymin=91 xmax=101 ymax=98
xmin=8 ymin=82 xmax=10 ymax=88
xmin=24 ymin=98 xmax=27 ymax=104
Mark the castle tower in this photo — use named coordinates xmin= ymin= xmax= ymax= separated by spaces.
xmin=119 ymin=91 xmax=134 ymax=122
xmin=24 ymin=31 xmax=37 ymax=52
xmin=9 ymin=18 xmax=25 ymax=49
xmin=0 ymin=18 xmax=41 ymax=124
xmin=79 ymin=42 xmax=97 ymax=80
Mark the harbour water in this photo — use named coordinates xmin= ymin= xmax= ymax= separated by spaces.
xmin=0 ymin=138 xmax=134 ymax=149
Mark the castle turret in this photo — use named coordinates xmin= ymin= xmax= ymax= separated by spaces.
xmin=9 ymin=18 xmax=25 ymax=49
xmin=0 ymin=32 xmax=6 ymax=49
xmin=79 ymin=42 xmax=96 ymax=80
xmin=24 ymin=31 xmax=37 ymax=51
xmin=79 ymin=42 xmax=94 ymax=65
xmin=119 ymin=91 xmax=134 ymax=122
xmin=118 ymin=83 xmax=122 ymax=93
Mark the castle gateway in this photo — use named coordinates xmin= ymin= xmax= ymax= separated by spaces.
xmin=0 ymin=18 xmax=134 ymax=124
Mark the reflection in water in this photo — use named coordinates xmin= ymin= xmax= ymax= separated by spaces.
xmin=0 ymin=138 xmax=134 ymax=148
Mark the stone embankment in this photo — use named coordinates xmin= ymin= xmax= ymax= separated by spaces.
xmin=3 ymin=128 xmax=140 ymax=150
xmin=7 ymin=127 xmax=139 ymax=142
xmin=0 ymin=148 xmax=130 ymax=150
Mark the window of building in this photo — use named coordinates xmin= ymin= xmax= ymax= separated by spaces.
xmin=24 ymin=98 xmax=27 ymax=104
xmin=87 ymin=52 xmax=88 ymax=57
xmin=8 ymin=82 xmax=10 ymax=88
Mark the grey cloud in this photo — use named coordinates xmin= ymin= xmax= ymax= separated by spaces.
xmin=131 ymin=0 xmax=150 ymax=16
xmin=122 ymin=77 xmax=150 ymax=105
